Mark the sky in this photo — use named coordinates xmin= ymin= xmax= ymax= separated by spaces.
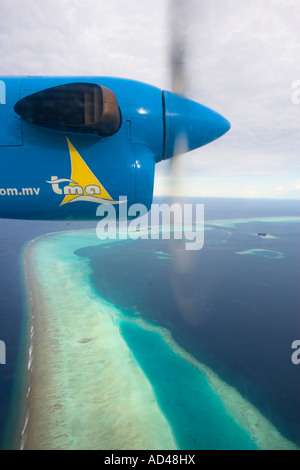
xmin=0 ymin=0 xmax=299 ymax=199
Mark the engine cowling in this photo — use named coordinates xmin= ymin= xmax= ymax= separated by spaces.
xmin=0 ymin=77 xmax=230 ymax=221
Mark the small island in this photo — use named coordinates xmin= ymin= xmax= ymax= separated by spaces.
xmin=258 ymin=233 xmax=278 ymax=239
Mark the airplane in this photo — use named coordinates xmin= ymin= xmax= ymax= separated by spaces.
xmin=0 ymin=76 xmax=230 ymax=221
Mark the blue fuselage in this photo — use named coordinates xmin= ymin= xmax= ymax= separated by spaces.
xmin=0 ymin=77 xmax=230 ymax=220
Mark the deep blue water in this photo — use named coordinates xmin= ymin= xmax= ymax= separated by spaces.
xmin=0 ymin=198 xmax=299 ymax=449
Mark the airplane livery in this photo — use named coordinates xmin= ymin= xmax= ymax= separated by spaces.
xmin=0 ymin=76 xmax=230 ymax=221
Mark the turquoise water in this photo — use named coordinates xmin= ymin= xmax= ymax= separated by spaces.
xmin=1 ymin=200 xmax=299 ymax=449
xmin=120 ymin=321 xmax=259 ymax=450
xmin=11 ymin=214 xmax=300 ymax=449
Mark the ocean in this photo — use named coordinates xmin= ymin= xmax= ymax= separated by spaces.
xmin=0 ymin=198 xmax=299 ymax=449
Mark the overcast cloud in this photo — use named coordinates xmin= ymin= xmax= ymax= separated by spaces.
xmin=0 ymin=0 xmax=299 ymax=198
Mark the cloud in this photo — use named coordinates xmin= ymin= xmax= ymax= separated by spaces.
xmin=155 ymin=0 xmax=300 ymax=198
xmin=0 ymin=0 xmax=169 ymax=86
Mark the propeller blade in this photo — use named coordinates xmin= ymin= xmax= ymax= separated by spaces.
xmin=169 ymin=0 xmax=188 ymax=96
xmin=167 ymin=0 xmax=194 ymax=277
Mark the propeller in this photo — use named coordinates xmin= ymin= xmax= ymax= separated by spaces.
xmin=167 ymin=0 xmax=194 ymax=272
xmin=167 ymin=0 xmax=189 ymax=206
xmin=170 ymin=0 xmax=187 ymax=97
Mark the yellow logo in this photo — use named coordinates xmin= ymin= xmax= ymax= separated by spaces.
xmin=47 ymin=138 xmax=123 ymax=206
